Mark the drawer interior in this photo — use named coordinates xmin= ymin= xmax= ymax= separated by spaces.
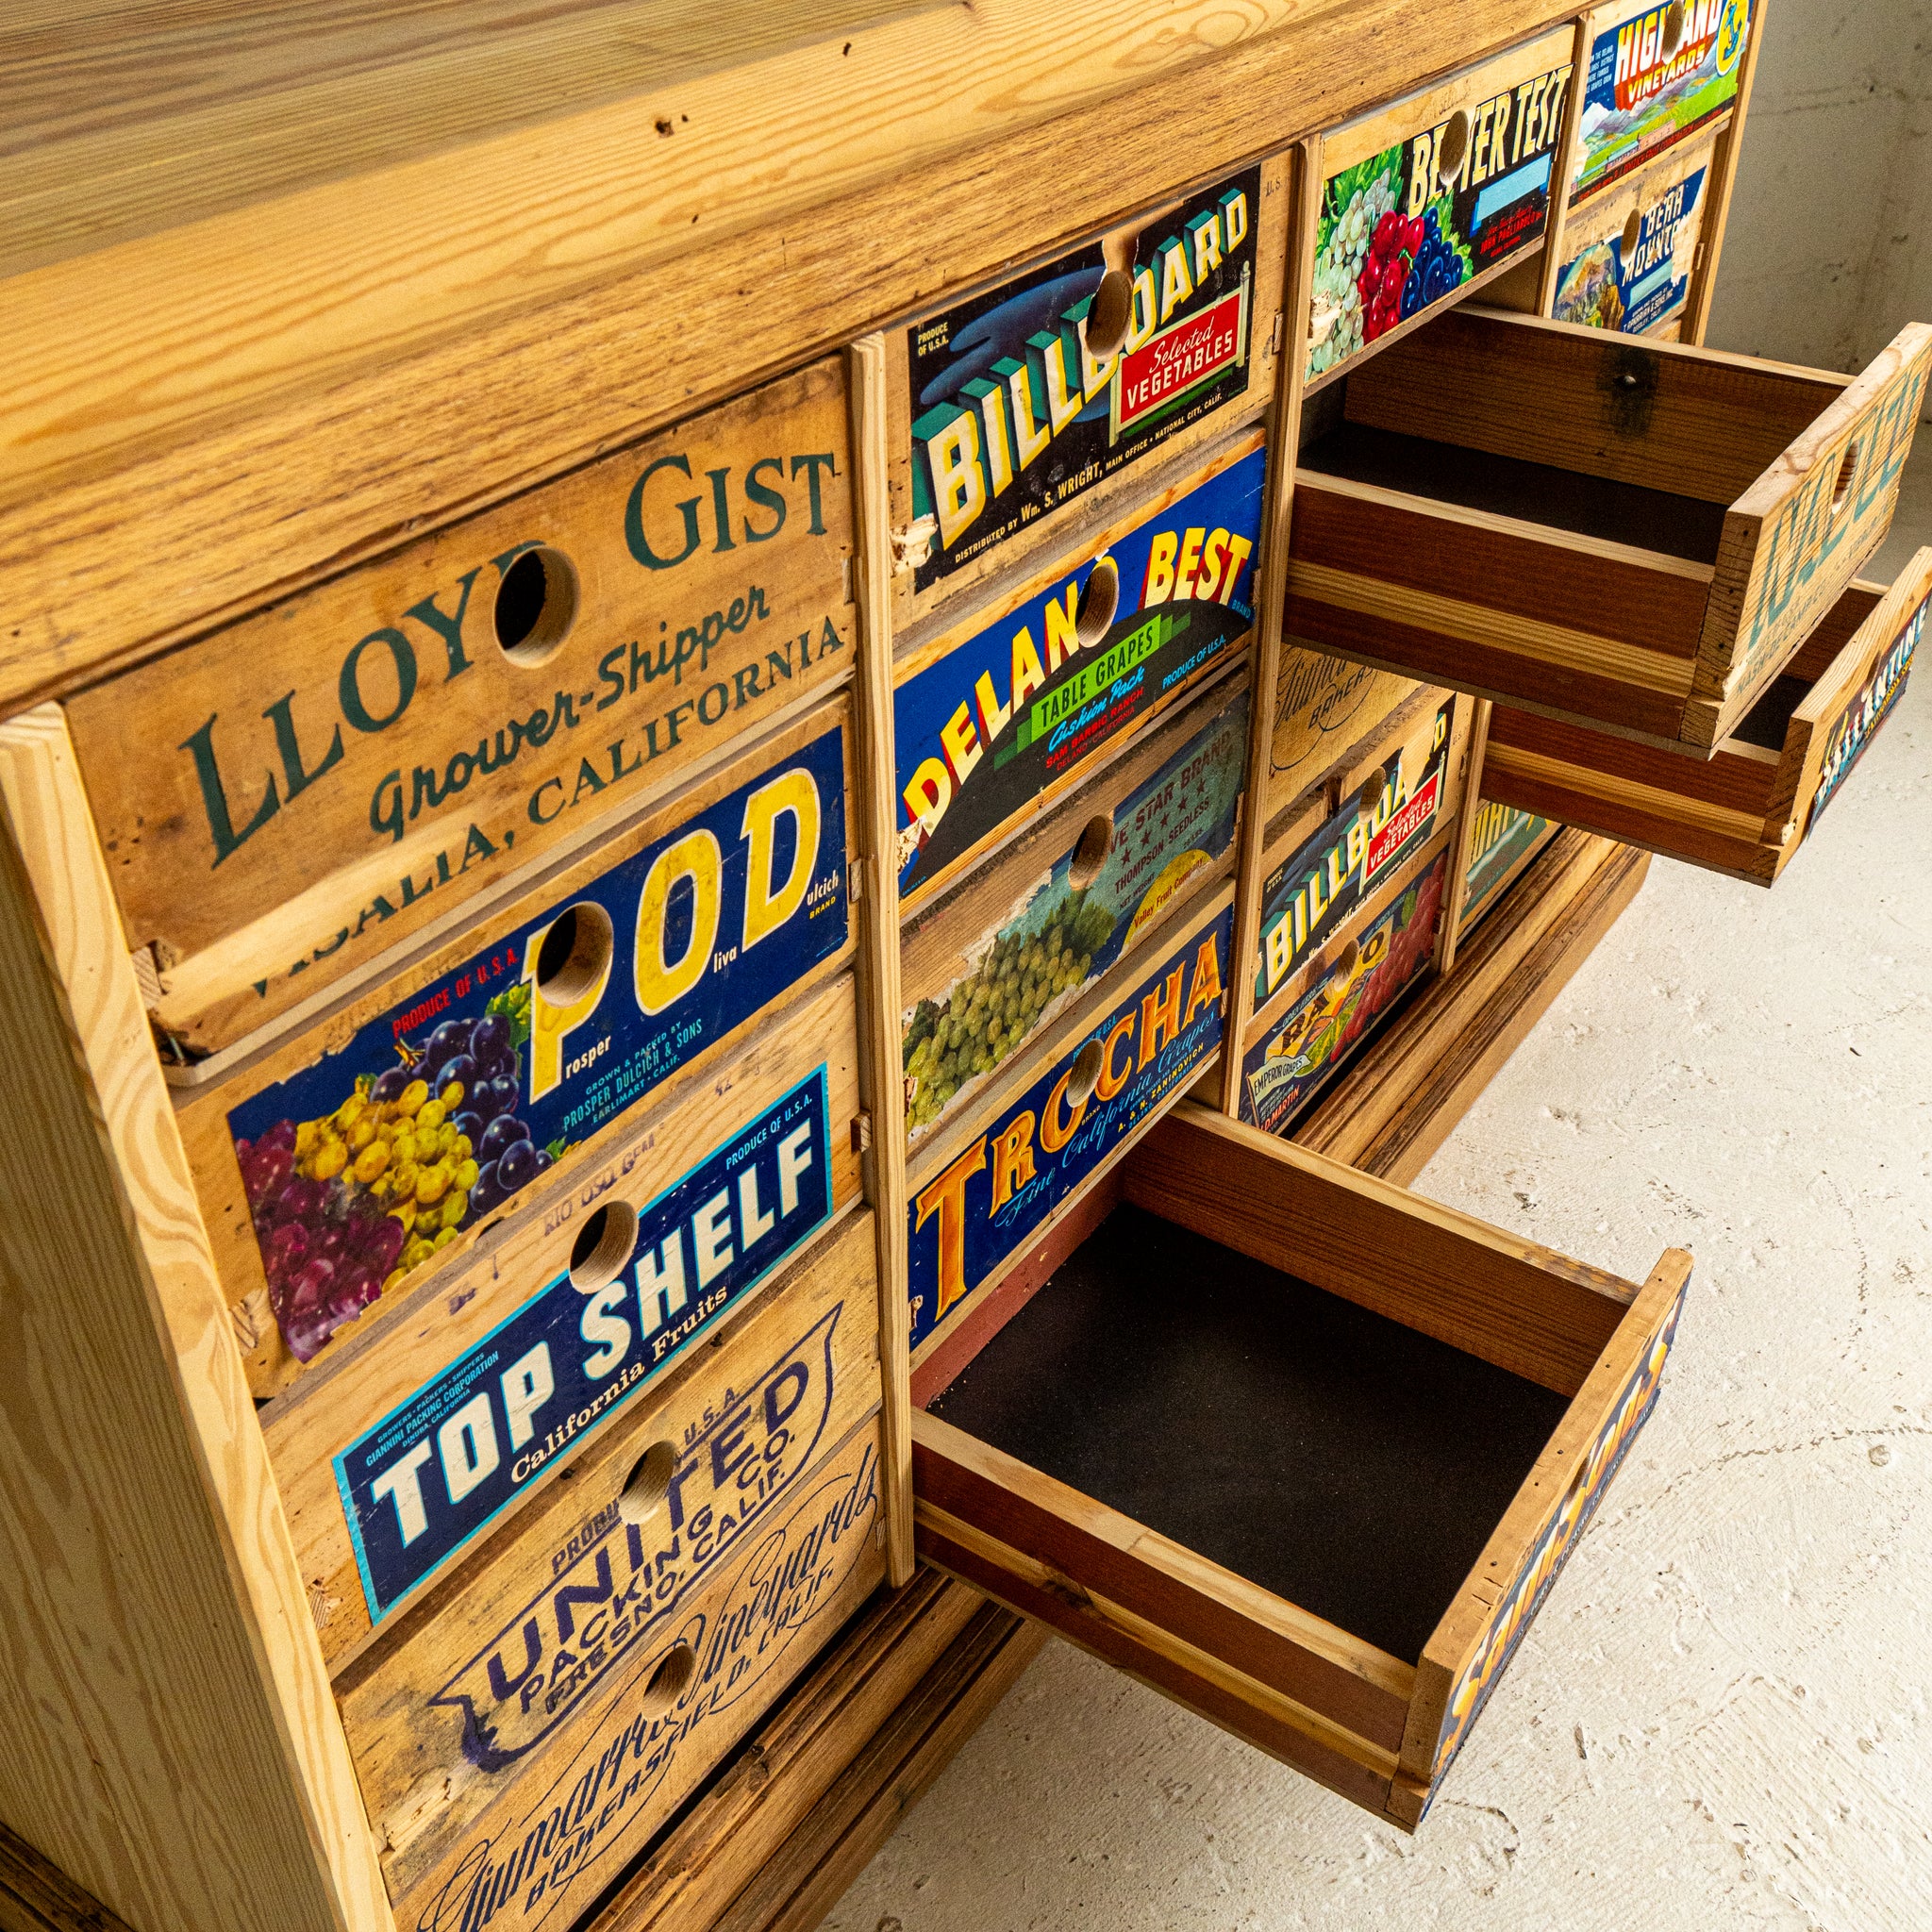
xmin=1300 ymin=418 xmax=1728 ymax=566
xmin=927 ymin=1200 xmax=1569 ymax=1664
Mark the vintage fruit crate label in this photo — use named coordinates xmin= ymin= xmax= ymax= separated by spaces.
xmin=65 ymin=359 xmax=854 ymax=1056
xmin=1570 ymin=0 xmax=1753 ymax=201
xmin=1425 ymin=1287 xmax=1684 ymax=1810
xmin=423 ymin=1304 xmax=852 ymax=1773
xmin=1240 ymin=845 xmax=1447 ymax=1135
xmin=1806 ymin=588 xmax=1925 ymax=839
xmin=907 ymin=903 xmax=1231 ymax=1348
xmin=333 ymin=1069 xmax=834 ymax=1624
xmin=1307 ymin=35 xmax=1574 ymax=380
xmin=906 ymin=165 xmax=1261 ymax=591
xmin=903 ymin=685 xmax=1246 ymax=1141
xmin=225 ymin=724 xmax=848 ymax=1367
xmin=1270 ymin=648 xmax=1420 ymax=799
xmin=895 ymin=443 xmax=1265 ymax=901
xmin=1551 ymin=140 xmax=1710 ymax=336
xmin=1459 ymin=798 xmax=1557 ymax=932
xmin=1253 ymin=695 xmax=1454 ymax=1003
xmin=396 ymin=1419 xmax=881 ymax=1932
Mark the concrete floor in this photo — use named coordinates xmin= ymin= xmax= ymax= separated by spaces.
xmin=832 ymin=482 xmax=1932 ymax=1932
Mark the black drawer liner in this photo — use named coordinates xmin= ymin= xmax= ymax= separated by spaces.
xmin=929 ymin=1204 xmax=1569 ymax=1663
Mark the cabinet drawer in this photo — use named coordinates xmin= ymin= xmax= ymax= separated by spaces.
xmin=903 ymin=669 xmax=1247 ymax=1145
xmin=915 ymin=1107 xmax=1690 ymax=1826
xmin=64 ymin=358 xmax=856 ymax=1058
xmin=890 ymin=157 xmax=1287 ymax=630
xmin=1289 ymin=308 xmax=1932 ymax=751
xmin=373 ymin=1405 xmax=884 ymax=1932
xmin=1240 ymin=832 xmax=1452 ymax=1135
xmin=1566 ymin=0 xmax=1756 ymax=204
xmin=907 ymin=891 xmax=1233 ymax=1367
xmin=1270 ymin=646 xmax=1422 ymax=808
xmin=264 ymin=974 xmax=863 ymax=1665
xmin=181 ymin=701 xmax=854 ymax=1394
xmin=1483 ymin=554 xmax=1930 ymax=883
xmin=894 ymin=432 xmax=1265 ymax=910
xmin=1252 ymin=689 xmax=1462 ymax=1004
xmin=1549 ymin=130 xmax=1718 ymax=339
xmin=1457 ymin=798 xmax=1560 ymax=935
xmin=1305 ymin=25 xmax=1576 ymax=387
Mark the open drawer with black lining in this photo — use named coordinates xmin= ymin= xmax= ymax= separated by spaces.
xmin=913 ymin=1105 xmax=1690 ymax=1827
xmin=1481 ymin=551 xmax=1931 ymax=885
xmin=1287 ymin=307 xmax=1931 ymax=754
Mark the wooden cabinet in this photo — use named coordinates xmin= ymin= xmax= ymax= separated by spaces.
xmin=914 ymin=1106 xmax=1689 ymax=1827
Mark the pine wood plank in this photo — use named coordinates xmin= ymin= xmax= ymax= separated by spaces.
xmin=0 ymin=707 xmax=392 ymax=1932
xmin=0 ymin=1824 xmax=136 ymax=1932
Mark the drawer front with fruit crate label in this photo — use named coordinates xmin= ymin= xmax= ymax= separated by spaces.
xmin=1254 ymin=694 xmax=1457 ymax=1006
xmin=894 ymin=438 xmax=1265 ymax=908
xmin=196 ymin=709 xmax=850 ymax=1385
xmin=1804 ymin=584 xmax=1924 ymax=839
xmin=65 ymin=358 xmax=855 ymax=1059
xmin=1568 ymin=0 xmax=1753 ymax=202
xmin=1240 ymin=841 xmax=1450 ymax=1136
xmin=1458 ymin=799 xmax=1558 ymax=934
xmin=903 ymin=678 xmax=1246 ymax=1145
xmin=1270 ymin=648 xmax=1421 ymax=805
xmin=342 ymin=1211 xmax=877 ymax=1886
xmin=891 ymin=158 xmax=1286 ymax=625
xmin=1306 ymin=26 xmax=1575 ymax=384
xmin=1550 ymin=133 xmax=1713 ymax=338
xmin=387 ymin=1414 xmax=883 ymax=1932
xmin=907 ymin=899 xmax=1232 ymax=1351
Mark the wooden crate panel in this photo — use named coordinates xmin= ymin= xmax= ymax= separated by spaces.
xmin=1483 ymin=553 xmax=1932 ymax=885
xmin=890 ymin=157 xmax=1288 ymax=627
xmin=1306 ymin=25 xmax=1576 ymax=385
xmin=64 ymin=358 xmax=856 ymax=1058
xmin=902 ymin=671 xmax=1247 ymax=1145
xmin=1252 ymin=691 xmax=1460 ymax=1006
xmin=341 ymin=1210 xmax=879 ymax=1902
xmin=381 ymin=1411 xmax=885 ymax=1932
xmin=1240 ymin=836 xmax=1452 ymax=1135
xmin=893 ymin=434 xmax=1266 ymax=908
xmin=1550 ymin=131 xmax=1718 ymax=337
xmin=906 ymin=891 xmax=1233 ymax=1356
xmin=265 ymin=972 xmax=864 ymax=1665
xmin=1293 ymin=309 xmax=1932 ymax=751
xmin=1270 ymin=647 xmax=1422 ymax=808
xmin=1457 ymin=798 xmax=1560 ymax=935
xmin=179 ymin=704 xmax=854 ymax=1395
xmin=1568 ymin=0 xmax=1755 ymax=203
xmin=914 ymin=1107 xmax=1690 ymax=1828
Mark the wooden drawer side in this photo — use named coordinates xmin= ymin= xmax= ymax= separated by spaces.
xmin=1395 ymin=1247 xmax=1692 ymax=1824
xmin=1122 ymin=1106 xmax=1633 ymax=1396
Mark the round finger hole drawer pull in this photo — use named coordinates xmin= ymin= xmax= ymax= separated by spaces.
xmin=534 ymin=902 xmax=615 ymax=1008
xmin=1064 ymin=1036 xmax=1106 ymax=1109
xmin=495 ymin=544 xmax=580 ymax=666
xmin=1436 ymin=109 xmax=1471 ymax=189
xmin=1069 ymin=812 xmax=1116 ymax=889
xmin=1660 ymin=0 xmax=1686 ymax=58
xmin=1831 ymin=442 xmax=1860 ymax=518
xmin=641 ymin=1639 xmax=696 ymax=1714
xmin=1075 ymin=557 xmax=1120 ymax=644
xmin=1085 ymin=269 xmax=1135 ymax=358
xmin=619 ymin=1440 xmax=678 ymax=1526
xmin=570 ymin=1199 xmax=640 ymax=1294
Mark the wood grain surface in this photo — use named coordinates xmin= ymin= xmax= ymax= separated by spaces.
xmin=0 ymin=706 xmax=392 ymax=1932
xmin=0 ymin=1 xmax=1586 ymax=716
xmin=264 ymin=969 xmax=865 ymax=1668
xmin=62 ymin=359 xmax=855 ymax=1054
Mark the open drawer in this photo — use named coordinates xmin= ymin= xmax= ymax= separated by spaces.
xmin=1288 ymin=307 xmax=1932 ymax=753
xmin=913 ymin=1105 xmax=1690 ymax=1826
xmin=1483 ymin=551 xmax=1930 ymax=883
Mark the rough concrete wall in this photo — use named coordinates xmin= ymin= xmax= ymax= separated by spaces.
xmin=1707 ymin=0 xmax=1932 ymax=385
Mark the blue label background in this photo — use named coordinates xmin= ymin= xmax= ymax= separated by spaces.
xmin=906 ymin=907 xmax=1231 ymax=1346
xmin=1552 ymin=161 xmax=1707 ymax=337
xmin=895 ymin=450 xmax=1265 ymax=899
xmin=335 ymin=1069 xmax=834 ymax=1622
xmin=230 ymin=727 xmax=847 ymax=1233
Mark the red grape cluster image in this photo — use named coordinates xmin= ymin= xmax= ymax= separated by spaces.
xmin=1357 ymin=207 xmax=1468 ymax=344
xmin=1329 ymin=857 xmax=1446 ymax=1060
xmin=234 ymin=984 xmax=548 ymax=1362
